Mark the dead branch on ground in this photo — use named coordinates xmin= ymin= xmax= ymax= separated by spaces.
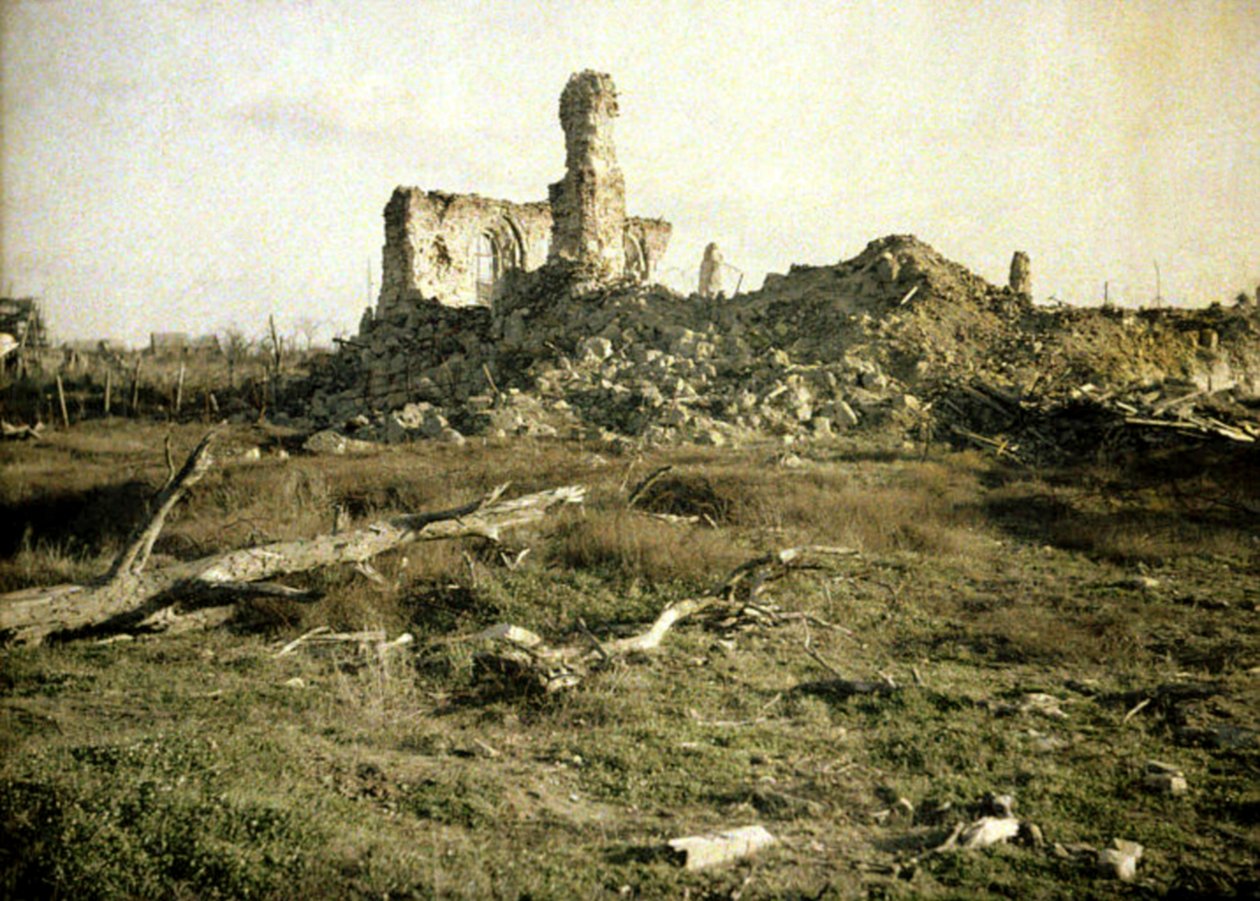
xmin=0 ymin=432 xmax=586 ymax=646
xmin=474 ymin=545 xmax=857 ymax=693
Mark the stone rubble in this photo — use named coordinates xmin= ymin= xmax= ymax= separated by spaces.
xmin=293 ymin=231 xmax=1260 ymax=454
xmin=286 ymin=70 xmax=1260 ymax=456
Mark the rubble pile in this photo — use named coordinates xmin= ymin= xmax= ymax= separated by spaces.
xmin=283 ymin=70 xmax=1260 ymax=458
xmin=293 ymin=233 xmax=1260 ymax=457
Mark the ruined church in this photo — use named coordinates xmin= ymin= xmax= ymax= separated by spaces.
xmin=374 ymin=71 xmax=671 ymax=316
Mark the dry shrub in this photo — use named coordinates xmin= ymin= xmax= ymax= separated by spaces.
xmin=1049 ymin=515 xmax=1255 ymax=564
xmin=972 ymin=604 xmax=1149 ymax=667
xmin=0 ymin=537 xmax=109 ymax=593
xmin=636 ymin=457 xmax=986 ymax=557
xmin=295 ymin=575 xmax=410 ymax=634
xmin=547 ymin=509 xmax=745 ymax=584
xmin=988 ymin=464 xmax=1258 ymax=565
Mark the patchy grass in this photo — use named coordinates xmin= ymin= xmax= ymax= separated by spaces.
xmin=1 ymin=422 xmax=1257 ymax=898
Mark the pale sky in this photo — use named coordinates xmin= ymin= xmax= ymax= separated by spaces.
xmin=2 ymin=0 xmax=1258 ymax=345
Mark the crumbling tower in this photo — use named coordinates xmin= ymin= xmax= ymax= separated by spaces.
xmin=548 ymin=71 xmax=627 ymax=279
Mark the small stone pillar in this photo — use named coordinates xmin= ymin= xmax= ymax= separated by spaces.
xmin=698 ymin=243 xmax=725 ymax=298
xmin=1009 ymin=251 xmax=1031 ymax=296
xmin=547 ymin=71 xmax=627 ymax=280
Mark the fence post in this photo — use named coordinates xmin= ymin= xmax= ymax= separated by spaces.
xmin=104 ymin=368 xmax=112 ymax=415
xmin=174 ymin=361 xmax=186 ymax=416
xmin=55 ymin=373 xmax=70 ymax=428
xmin=129 ymin=356 xmax=143 ymax=417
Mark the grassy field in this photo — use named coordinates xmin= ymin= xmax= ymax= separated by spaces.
xmin=1 ymin=421 xmax=1257 ymax=899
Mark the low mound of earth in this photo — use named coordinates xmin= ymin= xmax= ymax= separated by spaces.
xmin=294 ymin=236 xmax=1260 ymax=454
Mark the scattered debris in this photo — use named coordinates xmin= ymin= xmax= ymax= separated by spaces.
xmin=666 ymin=825 xmax=776 ymax=871
xmin=274 ymin=627 xmax=414 ymax=658
xmin=990 ymin=692 xmax=1068 ymax=719
xmin=303 ymin=429 xmax=376 ymax=455
xmin=1 ymin=420 xmax=44 ymax=441
xmin=959 ymin=816 xmax=1022 ymax=850
xmin=1097 ymin=838 xmax=1144 ymax=881
xmin=1123 ymin=697 xmax=1152 ymax=724
xmin=474 ymin=546 xmax=858 ymax=693
xmin=1144 ymin=760 xmax=1188 ymax=795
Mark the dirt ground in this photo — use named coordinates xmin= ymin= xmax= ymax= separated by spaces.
xmin=1 ymin=421 xmax=1257 ymax=899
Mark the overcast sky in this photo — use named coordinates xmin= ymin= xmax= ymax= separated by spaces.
xmin=2 ymin=0 xmax=1257 ymax=345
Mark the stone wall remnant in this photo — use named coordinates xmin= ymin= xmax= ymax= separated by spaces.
xmin=1009 ymin=251 xmax=1031 ymax=296
xmin=547 ymin=71 xmax=628 ymax=279
xmin=625 ymin=218 xmax=673 ymax=284
xmin=699 ymin=243 xmax=725 ymax=298
xmin=377 ymin=190 xmax=552 ymax=314
xmin=373 ymin=71 xmax=668 ymax=317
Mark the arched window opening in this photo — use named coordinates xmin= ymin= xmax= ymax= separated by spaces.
xmin=625 ymin=233 xmax=648 ymax=282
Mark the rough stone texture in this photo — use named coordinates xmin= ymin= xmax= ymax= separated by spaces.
xmin=293 ymin=73 xmax=1260 ymax=451
xmin=1009 ymin=251 xmax=1032 ymax=296
xmin=377 ymin=189 xmax=552 ymax=314
xmin=699 ymin=243 xmax=725 ymax=298
xmin=547 ymin=71 xmax=627 ymax=279
xmin=625 ymin=217 xmax=672 ymax=284
xmin=374 ymin=72 xmax=669 ymax=315
xmin=298 ymin=231 xmax=1260 ymax=451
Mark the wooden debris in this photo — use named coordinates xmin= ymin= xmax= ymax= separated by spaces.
xmin=666 ymin=825 xmax=776 ymax=871
xmin=626 ymin=464 xmax=673 ymax=508
xmin=687 ymin=693 xmax=782 ymax=728
xmin=0 ymin=432 xmax=585 ymax=646
xmin=932 ymin=374 xmax=1260 ymax=463
xmin=474 ymin=624 xmax=545 ymax=647
xmin=275 ymin=628 xmax=412 ymax=658
xmin=920 ymin=815 xmax=1021 ymax=858
xmin=474 ymin=546 xmax=858 ymax=693
xmin=638 ymin=511 xmax=702 ymax=526
xmin=959 ymin=816 xmax=1021 ymax=850
xmin=1122 ymin=697 xmax=1152 ymax=724
xmin=1 ymin=419 xmax=44 ymax=441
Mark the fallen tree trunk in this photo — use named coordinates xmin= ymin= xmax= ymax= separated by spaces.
xmin=0 ymin=432 xmax=586 ymax=646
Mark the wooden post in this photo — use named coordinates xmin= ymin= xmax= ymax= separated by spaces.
xmin=55 ymin=374 xmax=70 ymax=428
xmin=268 ymin=314 xmax=282 ymax=413
xmin=258 ymin=370 xmax=268 ymax=424
xmin=174 ymin=361 xmax=186 ymax=416
xmin=104 ymin=368 xmax=112 ymax=415
xmin=130 ymin=357 xmax=143 ymax=416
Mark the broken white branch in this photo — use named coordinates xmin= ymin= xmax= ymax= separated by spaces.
xmin=475 ymin=545 xmax=858 ymax=692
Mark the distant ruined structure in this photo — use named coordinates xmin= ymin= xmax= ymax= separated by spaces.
xmin=1008 ymin=251 xmax=1031 ymax=297
xmin=308 ymin=74 xmax=1260 ymax=445
xmin=698 ymin=243 xmax=725 ymax=298
xmin=374 ymin=71 xmax=670 ymax=315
